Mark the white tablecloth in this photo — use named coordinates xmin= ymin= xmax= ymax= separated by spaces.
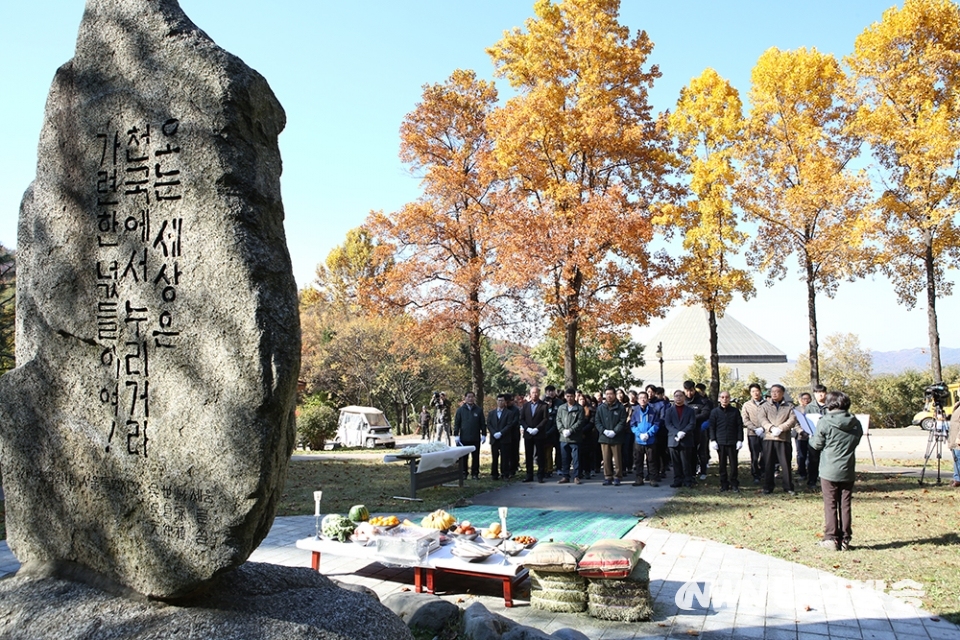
xmin=384 ymin=445 xmax=475 ymax=473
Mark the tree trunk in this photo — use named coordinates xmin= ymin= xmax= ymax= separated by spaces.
xmin=469 ymin=321 xmax=486 ymax=408
xmin=708 ymin=306 xmax=720 ymax=402
xmin=925 ymin=230 xmax=943 ymax=383
xmin=564 ymin=318 xmax=578 ymax=389
xmin=806 ymin=257 xmax=820 ymax=388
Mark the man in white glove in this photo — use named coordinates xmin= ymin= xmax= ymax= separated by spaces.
xmin=520 ymin=386 xmax=549 ymax=483
xmin=708 ymin=390 xmax=745 ymax=492
xmin=454 ymin=391 xmax=486 ymax=480
xmin=741 ymin=383 xmax=767 ymax=485
xmin=596 ymin=387 xmax=628 ymax=486
xmin=760 ymin=384 xmax=799 ymax=495
xmin=556 ymin=388 xmax=585 ymax=484
xmin=629 ymin=392 xmax=660 ymax=486
xmin=486 ymin=394 xmax=515 ymax=480
xmin=664 ymin=390 xmax=696 ymax=488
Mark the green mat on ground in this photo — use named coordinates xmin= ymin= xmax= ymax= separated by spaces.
xmin=449 ymin=507 xmax=640 ymax=546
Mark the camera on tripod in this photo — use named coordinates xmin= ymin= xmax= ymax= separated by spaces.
xmin=924 ymin=383 xmax=951 ymax=412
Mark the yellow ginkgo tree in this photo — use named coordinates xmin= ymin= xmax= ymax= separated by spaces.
xmin=736 ymin=46 xmax=875 ymax=388
xmin=656 ymin=68 xmax=754 ymax=401
xmin=847 ymin=0 xmax=960 ymax=383
xmin=486 ymin=0 xmax=675 ymax=388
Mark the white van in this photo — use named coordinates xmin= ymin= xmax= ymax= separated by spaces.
xmin=335 ymin=406 xmax=397 ymax=448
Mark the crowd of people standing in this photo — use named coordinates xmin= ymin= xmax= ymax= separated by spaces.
xmin=426 ymin=380 xmax=865 ymax=550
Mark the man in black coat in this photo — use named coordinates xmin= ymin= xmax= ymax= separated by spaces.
xmin=664 ymin=390 xmax=697 ymax=488
xmin=520 ymin=386 xmax=551 ymax=483
xmin=708 ymin=390 xmax=745 ymax=492
xmin=486 ymin=393 xmax=516 ymax=480
xmin=454 ymin=391 xmax=486 ymax=479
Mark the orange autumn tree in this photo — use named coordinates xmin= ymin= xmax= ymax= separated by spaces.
xmin=486 ymin=0 xmax=674 ymax=388
xmin=657 ymin=68 xmax=754 ymax=401
xmin=736 ymin=47 xmax=875 ymax=387
xmin=365 ymin=70 xmax=519 ymax=407
xmin=847 ymin=0 xmax=960 ymax=383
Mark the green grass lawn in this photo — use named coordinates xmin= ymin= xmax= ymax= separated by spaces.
xmin=649 ymin=467 xmax=960 ymax=624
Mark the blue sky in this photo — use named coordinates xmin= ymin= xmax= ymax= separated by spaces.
xmin=2 ymin=0 xmax=957 ymax=362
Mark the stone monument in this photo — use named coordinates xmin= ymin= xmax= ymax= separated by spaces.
xmin=0 ymin=0 xmax=300 ymax=598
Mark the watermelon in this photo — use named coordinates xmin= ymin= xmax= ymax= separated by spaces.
xmin=348 ymin=504 xmax=370 ymax=522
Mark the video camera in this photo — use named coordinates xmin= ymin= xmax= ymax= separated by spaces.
xmin=924 ymin=383 xmax=951 ymax=411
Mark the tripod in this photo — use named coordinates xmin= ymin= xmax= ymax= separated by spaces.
xmin=919 ymin=409 xmax=949 ymax=486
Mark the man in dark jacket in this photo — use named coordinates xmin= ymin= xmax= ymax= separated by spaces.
xmin=556 ymin=388 xmax=585 ymax=484
xmin=486 ymin=393 xmax=516 ymax=480
xmin=596 ymin=386 xmax=629 ymax=486
xmin=521 ymin=386 xmax=551 ymax=482
xmin=664 ymin=389 xmax=697 ymax=487
xmin=684 ymin=381 xmax=713 ymax=480
xmin=708 ymin=390 xmax=744 ymax=492
xmin=454 ymin=391 xmax=486 ymax=479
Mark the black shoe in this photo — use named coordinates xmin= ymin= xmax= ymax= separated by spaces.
xmin=492 ymin=477 xmax=500 ymax=481
xmin=840 ymin=540 xmax=851 ymax=551
xmin=522 ymin=477 xmax=534 ymax=483
xmin=719 ymin=486 xmax=729 ymax=492
xmin=538 ymin=477 xmax=545 ymax=483
xmin=762 ymin=489 xmax=773 ymax=494
xmin=670 ymin=483 xmax=682 ymax=488
xmin=753 ymin=478 xmax=760 ymax=484
xmin=602 ymin=479 xmax=613 ymax=486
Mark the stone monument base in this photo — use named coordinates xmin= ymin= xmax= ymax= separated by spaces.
xmin=0 ymin=562 xmax=413 ymax=639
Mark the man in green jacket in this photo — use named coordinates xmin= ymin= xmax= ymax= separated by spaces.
xmin=810 ymin=390 xmax=863 ymax=551
xmin=596 ymin=386 xmax=629 ymax=486
xmin=556 ymin=388 xmax=585 ymax=484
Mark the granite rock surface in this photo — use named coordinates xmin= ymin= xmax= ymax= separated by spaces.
xmin=0 ymin=0 xmax=299 ymax=597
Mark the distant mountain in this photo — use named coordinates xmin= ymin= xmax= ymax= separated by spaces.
xmin=871 ymin=348 xmax=960 ymax=375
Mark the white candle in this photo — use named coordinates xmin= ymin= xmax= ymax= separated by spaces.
xmin=314 ymin=490 xmax=323 ymax=517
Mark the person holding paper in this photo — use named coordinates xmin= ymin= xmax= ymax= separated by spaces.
xmin=810 ymin=391 xmax=863 ymax=551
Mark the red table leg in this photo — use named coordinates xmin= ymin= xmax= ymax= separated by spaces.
xmin=425 ymin=568 xmax=435 ymax=594
xmin=311 ymin=551 xmax=321 ymax=571
xmin=502 ymin=577 xmax=514 ymax=607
